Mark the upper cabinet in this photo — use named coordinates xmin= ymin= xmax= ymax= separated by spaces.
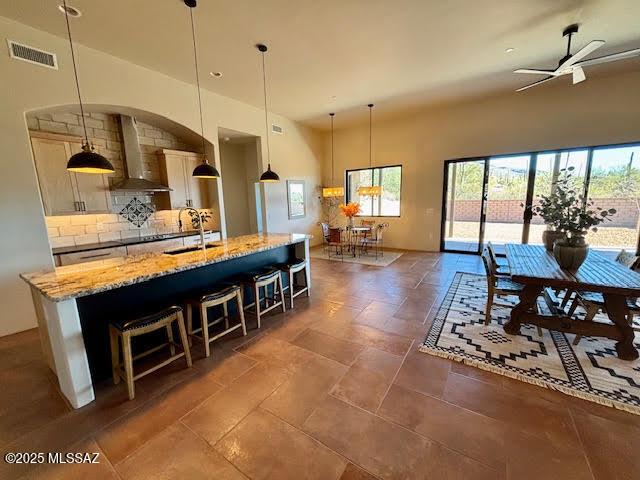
xmin=30 ymin=132 xmax=111 ymax=215
xmin=157 ymin=149 xmax=211 ymax=209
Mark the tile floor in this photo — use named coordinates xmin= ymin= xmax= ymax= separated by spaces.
xmin=1 ymin=251 xmax=639 ymax=479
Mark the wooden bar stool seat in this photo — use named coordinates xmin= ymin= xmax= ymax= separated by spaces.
xmin=276 ymin=258 xmax=309 ymax=308
xmin=185 ymin=284 xmax=247 ymax=358
xmin=109 ymin=305 xmax=192 ymax=400
xmin=236 ymin=267 xmax=286 ymax=328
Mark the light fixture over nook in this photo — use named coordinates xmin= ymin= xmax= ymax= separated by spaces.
xmin=61 ymin=0 xmax=114 ymax=174
xmin=357 ymin=104 xmax=382 ymax=197
xmin=257 ymin=44 xmax=280 ymax=182
xmin=185 ymin=0 xmax=220 ymax=179
xmin=322 ymin=113 xmax=344 ymax=198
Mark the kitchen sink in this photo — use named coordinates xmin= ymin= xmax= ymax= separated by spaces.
xmin=163 ymin=242 xmax=224 ymax=255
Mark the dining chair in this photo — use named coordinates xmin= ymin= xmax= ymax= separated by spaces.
xmin=481 ymin=249 xmax=543 ymax=336
xmin=561 ymin=249 xmax=640 ymax=310
xmin=361 ymin=223 xmax=387 ymax=259
xmin=320 ymin=222 xmax=330 ymax=252
xmin=486 ymin=242 xmax=510 ymax=276
xmin=567 ymin=249 xmax=640 ymax=345
xmin=327 ymin=227 xmax=345 ymax=261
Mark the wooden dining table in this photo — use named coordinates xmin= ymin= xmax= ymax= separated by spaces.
xmin=504 ymin=244 xmax=640 ymax=360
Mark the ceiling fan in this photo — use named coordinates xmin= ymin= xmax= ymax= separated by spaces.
xmin=514 ymin=24 xmax=640 ymax=92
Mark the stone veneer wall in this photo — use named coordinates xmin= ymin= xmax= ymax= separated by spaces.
xmin=28 ymin=112 xmax=214 ymax=248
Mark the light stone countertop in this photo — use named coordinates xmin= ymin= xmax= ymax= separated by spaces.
xmin=21 ymin=233 xmax=310 ymax=302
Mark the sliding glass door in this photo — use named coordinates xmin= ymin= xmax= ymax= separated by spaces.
xmin=442 ymin=159 xmax=486 ymax=252
xmin=483 ymin=154 xmax=532 ymax=254
xmin=440 ymin=142 xmax=640 ymax=255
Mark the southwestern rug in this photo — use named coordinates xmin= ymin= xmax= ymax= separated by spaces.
xmin=419 ymin=272 xmax=640 ymax=414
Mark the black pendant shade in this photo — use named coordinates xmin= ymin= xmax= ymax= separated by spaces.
xmin=259 ymin=164 xmax=280 ymax=182
xmin=67 ymin=143 xmax=115 ymax=174
xmin=185 ymin=0 xmax=219 ymax=180
xmin=257 ymin=43 xmax=280 ymax=183
xmin=62 ymin=0 xmax=114 ymax=174
xmin=192 ymin=161 xmax=220 ymax=178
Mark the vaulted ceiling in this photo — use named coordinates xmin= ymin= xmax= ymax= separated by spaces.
xmin=2 ymin=0 xmax=639 ymax=128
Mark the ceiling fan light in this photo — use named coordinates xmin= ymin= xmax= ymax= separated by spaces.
xmin=192 ymin=161 xmax=220 ymax=178
xmin=67 ymin=143 xmax=115 ymax=173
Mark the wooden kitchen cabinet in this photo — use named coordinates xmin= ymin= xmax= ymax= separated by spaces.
xmin=57 ymin=246 xmax=127 ymax=266
xmin=157 ymin=149 xmax=210 ymax=210
xmin=30 ymin=131 xmax=111 ymax=215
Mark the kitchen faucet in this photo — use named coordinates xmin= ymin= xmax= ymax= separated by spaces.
xmin=178 ymin=207 xmax=206 ymax=250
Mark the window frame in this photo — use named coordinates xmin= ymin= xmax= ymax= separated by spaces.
xmin=345 ymin=164 xmax=403 ymax=218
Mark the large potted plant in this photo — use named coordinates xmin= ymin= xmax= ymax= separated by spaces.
xmin=547 ymin=167 xmax=616 ymax=270
xmin=529 ymin=191 xmax=566 ymax=251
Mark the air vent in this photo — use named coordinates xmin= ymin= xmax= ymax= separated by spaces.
xmin=7 ymin=40 xmax=58 ymax=69
xmin=271 ymin=124 xmax=284 ymax=135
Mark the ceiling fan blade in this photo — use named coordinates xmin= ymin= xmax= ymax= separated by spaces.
xmin=572 ymin=66 xmax=586 ymax=84
xmin=516 ymin=76 xmax=555 ymax=92
xmin=558 ymin=40 xmax=605 ymax=70
xmin=573 ymin=48 xmax=640 ymax=68
xmin=514 ymin=68 xmax=557 ymax=75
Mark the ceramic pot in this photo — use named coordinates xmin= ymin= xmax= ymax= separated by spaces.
xmin=542 ymin=229 xmax=566 ymax=252
xmin=553 ymin=236 xmax=588 ymax=271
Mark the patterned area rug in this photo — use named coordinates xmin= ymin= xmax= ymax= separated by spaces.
xmin=420 ymin=272 xmax=640 ymax=415
xmin=309 ymin=247 xmax=403 ymax=267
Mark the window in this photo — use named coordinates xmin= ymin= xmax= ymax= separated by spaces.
xmin=346 ymin=165 xmax=402 ymax=216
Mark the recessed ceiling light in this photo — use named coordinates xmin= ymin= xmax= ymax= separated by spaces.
xmin=505 ymin=47 xmax=515 ymax=53
xmin=209 ymin=71 xmax=222 ymax=78
xmin=57 ymin=4 xmax=82 ymax=17
xmin=223 ymin=137 xmax=230 ymax=142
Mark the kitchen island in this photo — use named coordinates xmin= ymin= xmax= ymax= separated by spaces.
xmin=21 ymin=233 xmax=311 ymax=408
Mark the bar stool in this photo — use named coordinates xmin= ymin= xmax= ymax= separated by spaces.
xmin=185 ymin=284 xmax=247 ymax=358
xmin=237 ymin=268 xmax=286 ymax=328
xmin=277 ymin=258 xmax=310 ymax=309
xmin=109 ymin=305 xmax=192 ymax=400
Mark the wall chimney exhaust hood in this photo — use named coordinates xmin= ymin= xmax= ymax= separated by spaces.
xmin=111 ymin=115 xmax=171 ymax=192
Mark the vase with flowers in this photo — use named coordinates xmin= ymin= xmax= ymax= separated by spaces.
xmin=529 ymin=167 xmax=616 ymax=270
xmin=339 ymin=202 xmax=360 ymax=229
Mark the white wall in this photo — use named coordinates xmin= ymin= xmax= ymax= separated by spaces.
xmin=323 ymin=69 xmax=640 ymax=251
xmin=0 ymin=16 xmax=323 ymax=336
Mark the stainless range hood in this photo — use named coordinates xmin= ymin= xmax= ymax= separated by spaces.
xmin=111 ymin=115 xmax=171 ymax=192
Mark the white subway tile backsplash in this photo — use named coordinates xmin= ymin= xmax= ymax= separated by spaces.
xmin=98 ymin=232 xmax=121 ymax=243
xmin=49 ymin=236 xmax=76 ymax=248
xmin=47 ymin=227 xmax=59 ymax=237
xmin=46 ymin=216 xmax=71 ymax=228
xmin=70 ymin=214 xmax=99 ymax=226
xmin=96 ymin=214 xmax=119 ymax=223
xmin=59 ymin=225 xmax=86 ymax=236
xmin=74 ymin=234 xmax=100 ymax=245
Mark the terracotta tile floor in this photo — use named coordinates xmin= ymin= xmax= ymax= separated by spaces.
xmin=2 ymin=251 xmax=639 ymax=479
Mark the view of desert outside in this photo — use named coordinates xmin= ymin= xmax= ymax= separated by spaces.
xmin=444 ymin=145 xmax=640 ymax=253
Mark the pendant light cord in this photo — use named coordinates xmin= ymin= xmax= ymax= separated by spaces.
xmin=261 ymin=50 xmax=271 ymax=168
xmin=330 ymin=113 xmax=335 ymax=183
xmin=188 ymin=7 xmax=208 ymax=161
xmin=369 ymin=104 xmax=373 ymax=168
xmin=63 ymin=0 xmax=89 ymax=146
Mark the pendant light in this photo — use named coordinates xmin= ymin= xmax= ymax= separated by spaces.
xmin=185 ymin=0 xmax=220 ymax=179
xmin=257 ymin=44 xmax=280 ymax=182
xmin=62 ymin=0 xmax=114 ymax=174
xmin=322 ymin=113 xmax=344 ymax=197
xmin=357 ymin=104 xmax=383 ymax=197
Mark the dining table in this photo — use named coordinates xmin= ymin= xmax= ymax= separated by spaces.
xmin=504 ymin=244 xmax=640 ymax=360
xmin=344 ymin=226 xmax=372 ymax=256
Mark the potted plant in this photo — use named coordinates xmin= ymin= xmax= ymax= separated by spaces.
xmin=528 ymin=192 xmax=566 ymax=251
xmin=339 ymin=202 xmax=360 ymax=229
xmin=545 ymin=167 xmax=616 ymax=270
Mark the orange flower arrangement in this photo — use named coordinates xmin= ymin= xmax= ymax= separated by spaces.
xmin=339 ymin=202 xmax=360 ymax=218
